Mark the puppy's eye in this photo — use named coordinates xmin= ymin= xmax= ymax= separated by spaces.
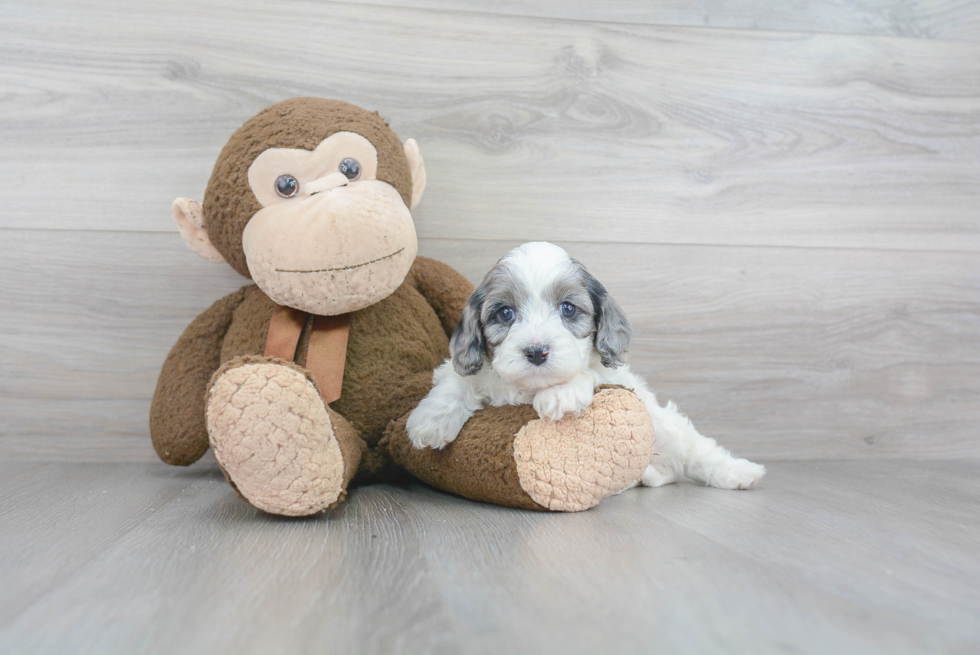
xmin=497 ymin=306 xmax=515 ymax=322
xmin=275 ymin=175 xmax=299 ymax=198
xmin=560 ymin=302 xmax=577 ymax=318
xmin=338 ymin=158 xmax=361 ymax=181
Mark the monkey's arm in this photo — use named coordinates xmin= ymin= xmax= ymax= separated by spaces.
xmin=383 ymin=386 xmax=656 ymax=512
xmin=409 ymin=256 xmax=474 ymax=338
xmin=150 ymin=287 xmax=247 ymax=465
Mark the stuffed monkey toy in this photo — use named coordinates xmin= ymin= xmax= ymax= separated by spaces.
xmin=150 ymin=98 xmax=655 ymax=516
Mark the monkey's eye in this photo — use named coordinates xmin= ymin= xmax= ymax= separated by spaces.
xmin=560 ymin=302 xmax=577 ymax=318
xmin=338 ymin=158 xmax=361 ymax=181
xmin=275 ymin=175 xmax=299 ymax=198
xmin=497 ymin=306 xmax=515 ymax=323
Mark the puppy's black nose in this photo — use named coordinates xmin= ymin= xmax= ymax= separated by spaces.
xmin=524 ymin=345 xmax=549 ymax=366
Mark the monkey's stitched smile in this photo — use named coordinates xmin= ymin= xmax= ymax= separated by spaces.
xmin=275 ymin=248 xmax=406 ymax=274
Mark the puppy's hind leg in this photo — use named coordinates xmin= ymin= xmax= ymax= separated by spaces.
xmin=635 ymin=397 xmax=684 ymax=488
xmin=651 ymin=399 xmax=765 ymax=490
xmin=624 ymin=378 xmax=765 ymax=490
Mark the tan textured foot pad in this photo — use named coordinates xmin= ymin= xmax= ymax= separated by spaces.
xmin=514 ymin=387 xmax=656 ymax=512
xmin=206 ymin=361 xmax=345 ymax=516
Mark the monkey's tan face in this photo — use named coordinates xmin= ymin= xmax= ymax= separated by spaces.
xmin=241 ymin=132 xmax=418 ymax=315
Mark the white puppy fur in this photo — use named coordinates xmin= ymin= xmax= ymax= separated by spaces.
xmin=407 ymin=242 xmax=765 ymax=490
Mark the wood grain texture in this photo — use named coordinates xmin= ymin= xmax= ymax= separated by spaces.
xmin=357 ymin=0 xmax=980 ymax=42
xmin=2 ymin=230 xmax=978 ymax=461
xmin=0 ymin=460 xmax=978 ymax=654
xmin=1 ymin=0 xmax=979 ymax=251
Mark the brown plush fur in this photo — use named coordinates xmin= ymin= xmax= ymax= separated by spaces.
xmin=203 ymin=98 xmax=414 ymax=277
xmin=150 ymin=287 xmax=246 ymax=466
xmin=151 ymin=256 xmax=468 ymax=468
xmin=383 ymin=404 xmax=548 ymax=511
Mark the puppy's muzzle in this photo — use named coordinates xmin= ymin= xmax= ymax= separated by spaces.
xmin=524 ymin=345 xmax=549 ymax=366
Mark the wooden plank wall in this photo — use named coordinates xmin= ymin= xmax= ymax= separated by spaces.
xmin=1 ymin=0 xmax=978 ymax=461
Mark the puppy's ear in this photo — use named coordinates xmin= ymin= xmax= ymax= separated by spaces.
xmin=586 ymin=272 xmax=632 ymax=368
xmin=450 ymin=282 xmax=488 ymax=376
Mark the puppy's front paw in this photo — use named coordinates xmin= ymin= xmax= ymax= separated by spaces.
xmin=533 ymin=382 xmax=594 ymax=421
xmin=406 ymin=402 xmax=462 ymax=450
xmin=708 ymin=458 xmax=766 ymax=490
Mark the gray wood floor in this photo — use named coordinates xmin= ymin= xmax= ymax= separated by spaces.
xmin=0 ymin=459 xmax=977 ymax=654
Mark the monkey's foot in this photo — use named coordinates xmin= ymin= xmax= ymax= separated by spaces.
xmin=206 ymin=357 xmax=352 ymax=516
xmin=513 ymin=386 xmax=655 ymax=511
xmin=384 ymin=386 xmax=655 ymax=512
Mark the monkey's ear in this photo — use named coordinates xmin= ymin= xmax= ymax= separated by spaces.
xmin=403 ymin=138 xmax=426 ymax=210
xmin=172 ymin=198 xmax=226 ymax=263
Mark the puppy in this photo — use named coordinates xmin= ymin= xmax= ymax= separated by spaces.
xmin=407 ymin=242 xmax=765 ymax=490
